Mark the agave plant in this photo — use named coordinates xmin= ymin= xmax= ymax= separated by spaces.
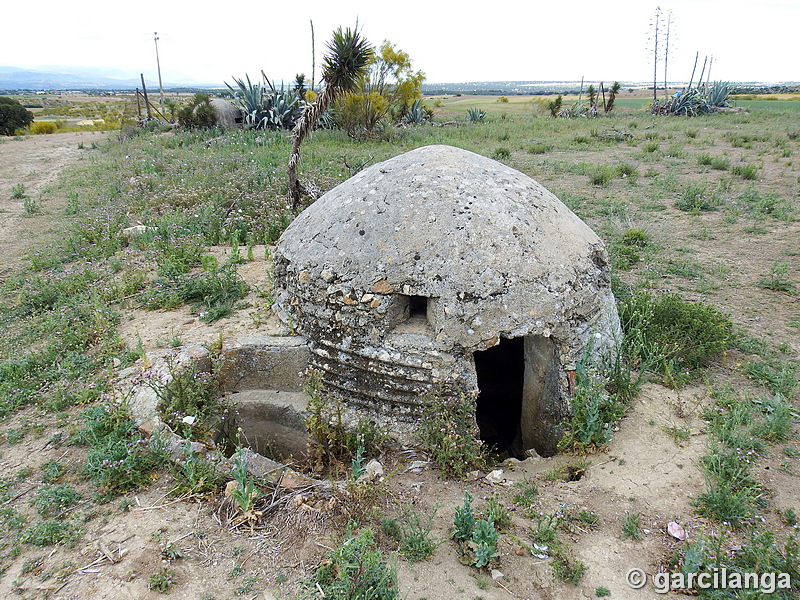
xmin=467 ymin=107 xmax=486 ymax=123
xmin=707 ymin=81 xmax=731 ymax=108
xmin=226 ymin=74 xmax=300 ymax=130
xmin=226 ymin=74 xmax=265 ymax=128
xmin=404 ymin=100 xmax=428 ymax=124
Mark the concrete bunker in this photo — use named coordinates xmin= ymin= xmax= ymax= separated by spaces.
xmin=273 ymin=145 xmax=621 ymax=457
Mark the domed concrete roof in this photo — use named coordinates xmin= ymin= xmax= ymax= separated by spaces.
xmin=273 ymin=145 xmax=621 ymax=456
xmin=275 ymin=144 xmax=614 ymax=351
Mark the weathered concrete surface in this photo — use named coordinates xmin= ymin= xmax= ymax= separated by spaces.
xmin=219 ymin=335 xmax=310 ymax=392
xmin=209 ymin=99 xmax=243 ymax=128
xmin=273 ymin=145 xmax=621 ymax=455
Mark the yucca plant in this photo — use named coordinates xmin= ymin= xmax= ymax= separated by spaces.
xmin=288 ymin=26 xmax=373 ymax=207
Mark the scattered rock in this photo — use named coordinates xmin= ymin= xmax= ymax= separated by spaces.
xmin=485 ymin=469 xmax=506 ymax=485
xmin=358 ymin=459 xmax=384 ymax=482
xmin=121 ymin=224 xmax=152 ymax=239
xmin=406 ymin=460 xmax=430 ymax=473
xmin=491 ymin=569 xmax=504 ymax=580
xmin=532 ymin=543 xmax=549 ymax=559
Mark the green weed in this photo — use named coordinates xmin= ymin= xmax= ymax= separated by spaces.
xmin=733 ymin=163 xmax=760 ymax=180
xmin=148 ymin=567 xmax=177 ymax=593
xmin=757 ymin=261 xmax=797 ymax=293
xmin=313 ymin=526 xmax=399 ymax=600
xmin=149 ymin=355 xmax=229 ymax=443
xmin=21 ymin=520 xmax=82 ymax=547
xmin=621 ymin=512 xmax=643 ymax=540
xmin=384 ymin=504 xmax=440 ymax=562
xmin=417 ymin=388 xmax=486 ymax=479
xmin=618 ymin=291 xmax=732 ymax=380
xmin=32 ymin=485 xmax=81 ymax=517
xmin=75 ymin=398 xmax=168 ymax=493
xmin=10 ymin=183 xmax=25 ymax=200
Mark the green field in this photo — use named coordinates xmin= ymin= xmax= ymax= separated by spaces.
xmin=1 ymin=93 xmax=799 ymax=599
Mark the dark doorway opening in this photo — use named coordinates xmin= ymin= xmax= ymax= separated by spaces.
xmin=474 ymin=336 xmax=524 ymax=457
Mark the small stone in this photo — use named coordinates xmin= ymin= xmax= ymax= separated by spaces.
xmin=342 ymin=295 xmax=358 ymax=306
xmin=525 ymin=448 xmax=542 ymax=460
xmin=491 ymin=569 xmax=504 ymax=580
xmin=298 ymin=270 xmax=311 ymax=283
xmin=370 ymin=298 xmax=382 ymax=308
xmin=360 ymin=293 xmax=375 ymax=303
xmin=407 ymin=460 xmax=429 ymax=473
xmin=121 ymin=224 xmax=150 ymax=238
xmin=321 ymin=270 xmax=334 ymax=282
xmin=372 ymin=279 xmax=392 ymax=294
xmin=485 ymin=469 xmax=505 ymax=485
xmin=358 ymin=459 xmax=384 ymax=482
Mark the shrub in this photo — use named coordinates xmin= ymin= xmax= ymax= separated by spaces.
xmin=30 ymin=121 xmax=57 ymax=135
xmin=149 ymin=356 xmax=230 ymax=444
xmin=675 ymin=184 xmax=717 ymax=211
xmin=177 ymin=93 xmax=217 ymax=129
xmin=417 ymin=388 xmax=486 ymax=478
xmin=619 ymin=291 xmax=733 ymax=379
xmin=733 ymin=163 xmax=759 ymax=180
xmin=314 ymin=527 xmax=399 ymax=600
xmin=75 ymin=397 xmax=168 ymax=493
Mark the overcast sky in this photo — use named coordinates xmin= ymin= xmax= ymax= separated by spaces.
xmin=3 ymin=0 xmax=797 ymax=86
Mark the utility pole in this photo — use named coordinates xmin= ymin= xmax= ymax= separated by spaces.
xmin=154 ymin=32 xmax=164 ymax=111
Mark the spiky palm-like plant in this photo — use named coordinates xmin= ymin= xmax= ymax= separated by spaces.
xmin=605 ymin=82 xmax=622 ymax=113
xmin=288 ymin=26 xmax=373 ymax=208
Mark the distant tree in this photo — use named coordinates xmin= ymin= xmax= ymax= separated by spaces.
xmin=0 ymin=96 xmax=34 ymax=135
xmin=177 ymin=93 xmax=217 ymax=128
xmin=547 ymin=95 xmax=563 ymax=118
xmin=333 ymin=41 xmax=425 ymax=137
xmin=288 ymin=26 xmax=373 ymax=208
xmin=294 ymin=74 xmax=308 ymax=101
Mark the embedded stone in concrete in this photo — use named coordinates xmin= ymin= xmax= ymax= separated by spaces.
xmin=273 ymin=145 xmax=622 ymax=456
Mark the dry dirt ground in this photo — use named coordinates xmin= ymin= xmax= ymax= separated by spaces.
xmin=0 ymin=132 xmax=798 ymax=600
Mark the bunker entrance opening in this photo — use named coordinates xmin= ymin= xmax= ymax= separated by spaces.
xmin=475 ymin=336 xmax=525 ymax=457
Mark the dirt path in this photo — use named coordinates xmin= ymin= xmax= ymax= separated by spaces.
xmin=0 ymin=131 xmax=110 ymax=271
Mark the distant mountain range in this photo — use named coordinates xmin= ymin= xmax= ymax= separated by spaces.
xmin=2 ymin=66 xmax=797 ymax=96
xmin=0 ymin=66 xmax=212 ymax=91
